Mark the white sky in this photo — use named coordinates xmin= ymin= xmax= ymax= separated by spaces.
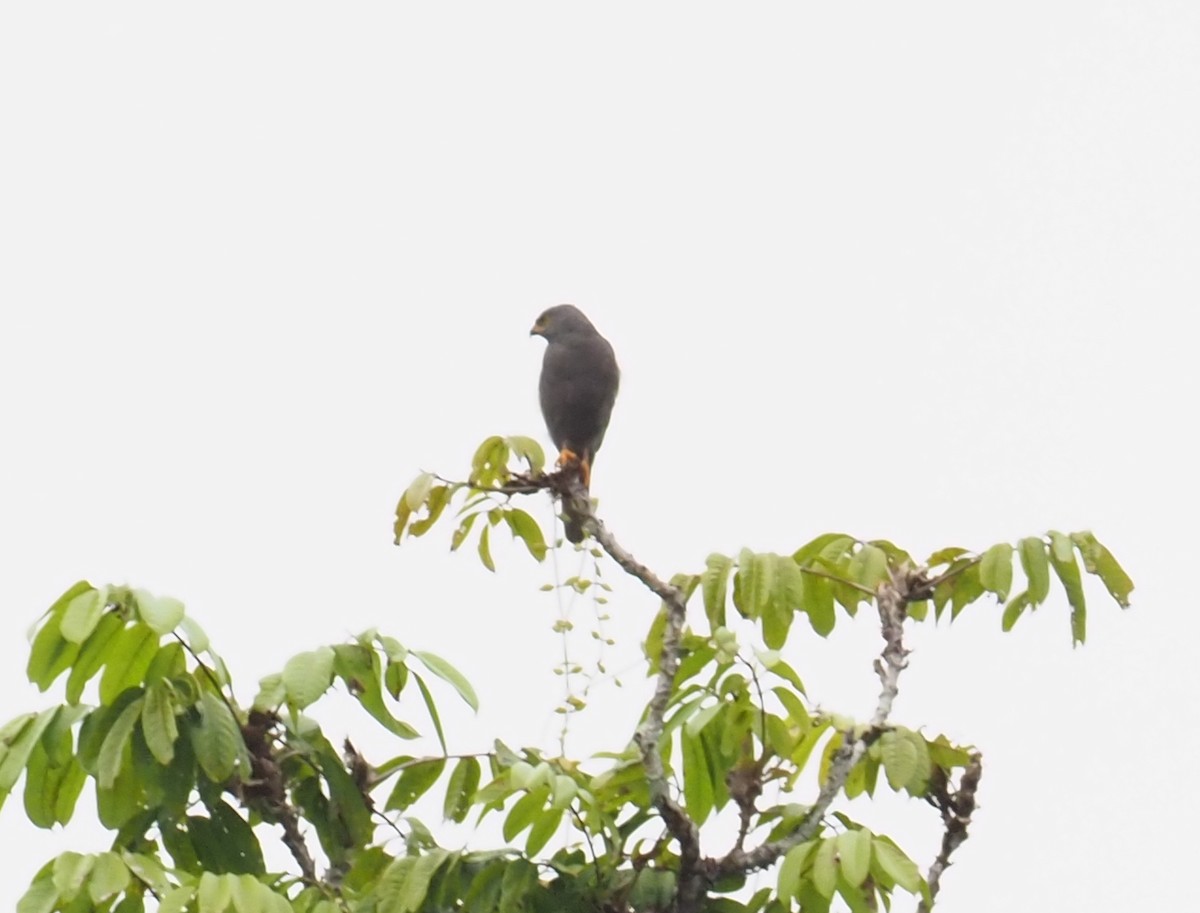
xmin=2 ymin=3 xmax=1197 ymax=910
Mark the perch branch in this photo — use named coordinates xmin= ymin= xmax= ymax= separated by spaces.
xmin=561 ymin=474 xmax=707 ymax=912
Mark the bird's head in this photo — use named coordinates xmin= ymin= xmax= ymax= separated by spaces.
xmin=530 ymin=304 xmax=596 ymax=341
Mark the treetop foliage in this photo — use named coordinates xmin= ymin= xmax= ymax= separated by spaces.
xmin=1 ymin=435 xmax=1133 ymax=913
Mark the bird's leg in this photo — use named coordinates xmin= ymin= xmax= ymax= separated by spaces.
xmin=555 ymin=448 xmax=590 ymax=488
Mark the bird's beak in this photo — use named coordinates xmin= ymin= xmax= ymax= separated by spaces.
xmin=530 ymin=321 xmax=545 ymax=337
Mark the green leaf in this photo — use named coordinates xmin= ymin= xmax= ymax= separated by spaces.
xmin=281 ymin=647 xmax=335 ymax=709
xmin=1018 ymin=537 xmax=1051 ymax=605
xmin=760 ymin=654 xmax=805 ymax=694
xmin=398 ymin=849 xmax=449 ymax=913
xmin=98 ymin=697 xmax=143 ymax=789
xmin=950 ymin=563 xmax=984 ymax=619
xmin=409 ymin=485 xmax=451 ymax=537
xmin=141 ymin=679 xmax=179 ymax=765
xmin=21 ymin=739 xmax=55 ymax=827
xmin=198 ymin=871 xmax=233 ymax=913
xmin=478 ymin=524 xmax=496 ymax=572
xmin=1 ymin=711 xmax=50 ymax=802
xmin=99 ymin=623 xmax=161 ymax=705
xmin=793 ymin=533 xmax=854 ymax=566
xmin=470 ymin=435 xmax=507 ymax=482
xmin=444 ymin=756 xmax=481 ymax=823
xmin=65 ymin=610 xmax=124 ymax=704
xmin=498 ymin=858 xmax=540 ymax=913
xmin=386 ymin=758 xmax=446 ymax=811
xmin=1002 ymin=592 xmax=1031 ymax=631
xmin=413 ymin=651 xmax=479 ymax=711
xmin=413 ymin=674 xmax=445 ymax=754
xmin=848 ymin=545 xmax=888 ymax=597
xmin=764 ymin=555 xmax=804 ymax=649
xmin=1048 ymin=530 xmax=1087 ymax=645
xmin=16 ymin=875 xmax=58 ymax=913
xmin=61 ymin=587 xmax=107 ymax=644
xmin=253 ymin=674 xmax=286 ymax=711
xmin=179 ymin=615 xmax=211 ymax=653
xmin=811 ymin=837 xmax=838 ymax=898
xmin=231 ymin=875 xmax=266 ymax=913
xmin=191 ymin=691 xmax=242 ymax=783
xmin=926 ymin=546 xmax=968 ymax=567
xmin=505 ymin=435 xmax=546 ymax=474
xmin=880 ymin=731 xmax=917 ymax=792
xmin=732 ymin=550 xmax=772 ymax=620
xmin=525 ymin=806 xmax=563 ymax=856
xmin=791 ymin=720 xmax=831 ymax=775
xmin=837 ymin=829 xmax=872 ymax=888
xmin=53 ymin=852 xmax=95 ymax=901
xmin=979 ymin=543 xmax=1014 ymax=602
xmin=681 ymin=729 xmax=714 ymax=824
xmin=403 ymin=472 xmax=435 ymax=512
xmin=208 ymin=803 xmax=265 ymax=875
xmin=503 ymin=786 xmax=549 ymax=842
xmin=777 ymin=840 xmax=817 ymax=901
xmin=134 ymin=590 xmax=186 ymax=635
xmin=333 ymin=645 xmax=420 ymax=739
xmin=27 ymin=613 xmax=82 ymax=692
xmin=871 ymin=836 xmax=922 ymax=893
xmin=772 ymin=686 xmax=810 ymax=731
xmin=899 ymin=729 xmax=932 ymax=794
xmin=509 ymin=760 xmax=536 ymax=791
xmin=550 ymin=773 xmax=576 ymax=810
xmin=158 ymin=884 xmax=197 ymax=913
xmin=701 ymin=553 xmax=734 ymax=631
xmin=1071 ymin=531 xmax=1134 ymax=608
xmin=88 ymin=852 xmax=131 ymax=904
xmin=644 ymin=606 xmax=668 ymax=671
xmin=504 ymin=508 xmax=547 ymax=561
xmin=800 ymin=574 xmax=835 ymax=636
xmin=450 ymin=512 xmax=479 ymax=552
xmin=122 ymin=852 xmax=171 ymax=895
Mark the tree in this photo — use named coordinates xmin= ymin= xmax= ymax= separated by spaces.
xmin=0 ymin=435 xmax=1133 ymax=913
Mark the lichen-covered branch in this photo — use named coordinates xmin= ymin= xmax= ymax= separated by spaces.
xmin=547 ymin=476 xmax=923 ymax=909
xmin=563 ymin=478 xmax=706 ymax=912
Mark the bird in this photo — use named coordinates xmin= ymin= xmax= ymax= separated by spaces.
xmin=530 ymin=305 xmax=620 ymax=543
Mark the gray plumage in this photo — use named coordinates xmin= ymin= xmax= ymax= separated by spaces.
xmin=530 ymin=305 xmax=620 ymax=543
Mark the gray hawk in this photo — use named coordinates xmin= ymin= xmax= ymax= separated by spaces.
xmin=530 ymin=305 xmax=620 ymax=543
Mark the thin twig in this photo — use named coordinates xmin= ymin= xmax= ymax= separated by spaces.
xmin=798 ymin=565 xmax=877 ymax=596
xmin=923 ymin=557 xmax=982 ymax=596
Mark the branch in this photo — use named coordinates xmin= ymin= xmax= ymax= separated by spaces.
xmin=918 ymin=753 xmax=983 ymax=912
xmin=237 ymin=710 xmax=319 ymax=882
xmin=714 ymin=564 xmax=916 ymax=877
xmin=564 ymin=478 xmax=706 ymax=913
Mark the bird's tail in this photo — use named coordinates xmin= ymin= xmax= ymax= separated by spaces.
xmin=563 ymin=512 xmax=585 ymax=544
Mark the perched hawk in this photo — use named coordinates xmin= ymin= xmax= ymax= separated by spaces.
xmin=530 ymin=305 xmax=620 ymax=543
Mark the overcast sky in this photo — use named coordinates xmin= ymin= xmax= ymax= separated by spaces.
xmin=2 ymin=3 xmax=1197 ymax=911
